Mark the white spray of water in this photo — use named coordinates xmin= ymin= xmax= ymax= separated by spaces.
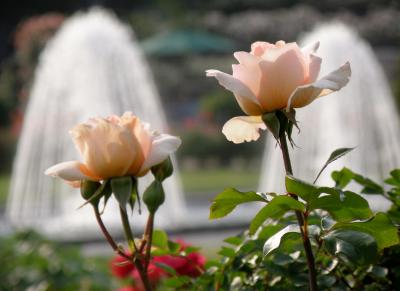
xmin=259 ymin=23 xmax=400 ymax=209
xmin=6 ymin=9 xmax=186 ymax=239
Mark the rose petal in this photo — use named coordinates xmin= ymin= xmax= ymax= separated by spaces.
xmin=222 ymin=115 xmax=266 ymax=144
xmin=258 ymin=44 xmax=308 ymax=111
xmin=308 ymin=54 xmax=322 ymax=83
xmin=45 ymin=161 xmax=100 ymax=182
xmin=140 ymin=134 xmax=181 ymax=173
xmin=301 ymin=41 xmax=320 ymax=55
xmin=232 ymin=51 xmax=262 ymax=96
xmin=287 ymin=62 xmax=351 ymax=110
xmin=206 ymin=69 xmax=262 ymax=115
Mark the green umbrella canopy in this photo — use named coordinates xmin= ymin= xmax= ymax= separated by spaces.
xmin=141 ymin=29 xmax=236 ymax=56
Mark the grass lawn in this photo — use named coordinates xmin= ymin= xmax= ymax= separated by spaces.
xmin=180 ymin=168 xmax=259 ymax=195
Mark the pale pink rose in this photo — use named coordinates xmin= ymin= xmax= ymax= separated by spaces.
xmin=206 ymin=40 xmax=351 ymax=143
xmin=45 ymin=112 xmax=181 ymax=186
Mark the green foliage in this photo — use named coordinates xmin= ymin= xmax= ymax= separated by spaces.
xmin=330 ymin=213 xmax=399 ymax=251
xmin=209 ymin=188 xmax=266 ymax=219
xmin=249 ymin=196 xmax=305 ymax=234
xmin=199 ymin=164 xmax=400 ymax=290
xmin=323 ymin=230 xmax=378 ymax=265
xmin=0 ymin=230 xmax=112 ymax=291
xmin=314 ymin=147 xmax=354 ymax=183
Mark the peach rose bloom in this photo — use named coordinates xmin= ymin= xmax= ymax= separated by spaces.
xmin=206 ymin=40 xmax=351 ymax=143
xmin=45 ymin=112 xmax=181 ymax=187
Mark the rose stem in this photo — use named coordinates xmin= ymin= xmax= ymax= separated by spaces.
xmin=119 ymin=206 xmax=153 ymax=291
xmin=143 ymin=213 xmax=154 ymax=271
xmin=279 ymin=132 xmax=318 ymax=291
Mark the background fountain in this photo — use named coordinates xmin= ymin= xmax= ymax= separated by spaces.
xmin=6 ymin=8 xmax=186 ymax=239
xmin=259 ymin=23 xmax=400 ymax=210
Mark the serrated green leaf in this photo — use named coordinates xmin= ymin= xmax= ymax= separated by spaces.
xmin=368 ymin=265 xmax=388 ymax=278
xmin=168 ymin=241 xmax=181 ymax=254
xmin=331 ymin=167 xmax=355 ymax=189
xmin=331 ymin=213 xmax=399 ymax=250
xmin=262 ymin=112 xmax=280 ymax=139
xmin=223 ymin=236 xmax=243 ymax=246
xmin=285 ymin=175 xmax=320 ymax=203
xmin=163 ymin=276 xmax=190 ymax=288
xmin=263 ymin=224 xmax=300 ymax=256
xmin=111 ymin=177 xmax=132 ymax=211
xmin=249 ymin=196 xmax=305 ymax=234
xmin=154 ymin=262 xmax=177 ymax=276
xmin=309 ymin=190 xmax=372 ymax=222
xmin=218 ymin=246 xmax=236 ymax=258
xmin=321 ymin=216 xmax=336 ymax=231
xmin=209 ymin=188 xmax=266 ymax=219
xmin=152 ymin=229 xmax=168 ymax=250
xmin=314 ymin=148 xmax=355 ymax=184
xmin=323 ymin=229 xmax=378 ymax=265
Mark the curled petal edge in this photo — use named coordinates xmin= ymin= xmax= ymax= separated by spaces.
xmin=222 ymin=115 xmax=267 ymax=144
xmin=45 ymin=161 xmax=100 ymax=183
xmin=287 ymin=61 xmax=351 ymax=110
xmin=140 ymin=134 xmax=181 ymax=174
xmin=206 ymin=69 xmax=263 ymax=115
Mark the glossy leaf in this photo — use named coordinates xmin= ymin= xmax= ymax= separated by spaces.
xmin=331 ymin=167 xmax=354 ymax=189
xmin=309 ymin=190 xmax=372 ymax=222
xmin=323 ymin=229 xmax=378 ymax=265
xmin=152 ymin=229 xmax=169 ymax=250
xmin=314 ymin=147 xmax=354 ymax=184
xmin=209 ymin=188 xmax=266 ymax=219
xmin=163 ymin=276 xmax=190 ymax=288
xmin=332 ymin=167 xmax=384 ymax=194
xmin=331 ymin=213 xmax=399 ymax=250
xmin=285 ymin=175 xmax=320 ymax=203
xmin=263 ymin=224 xmax=300 ymax=256
xmin=249 ymin=196 xmax=305 ymax=235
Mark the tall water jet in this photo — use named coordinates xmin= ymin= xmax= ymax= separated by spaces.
xmin=259 ymin=23 xmax=400 ymax=209
xmin=6 ymin=9 xmax=186 ymax=239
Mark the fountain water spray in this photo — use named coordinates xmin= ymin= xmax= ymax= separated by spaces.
xmin=6 ymin=9 xmax=186 ymax=239
xmin=259 ymin=23 xmax=400 ymax=209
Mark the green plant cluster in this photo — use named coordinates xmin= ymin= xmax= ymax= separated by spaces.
xmin=0 ymin=230 xmax=112 ymax=291
xmin=156 ymin=164 xmax=400 ymax=290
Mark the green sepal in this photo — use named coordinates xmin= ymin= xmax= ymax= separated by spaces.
xmin=143 ymin=180 xmax=165 ymax=214
xmin=128 ymin=178 xmax=139 ymax=213
xmin=262 ymin=112 xmax=280 ymax=140
xmin=78 ymin=180 xmax=108 ymax=209
xmin=80 ymin=180 xmax=102 ymax=203
xmin=111 ymin=176 xmax=132 ymax=211
xmin=151 ymin=156 xmax=174 ymax=181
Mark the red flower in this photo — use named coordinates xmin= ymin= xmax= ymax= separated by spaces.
xmin=117 ymin=286 xmax=142 ymax=291
xmin=110 ymin=254 xmax=135 ymax=278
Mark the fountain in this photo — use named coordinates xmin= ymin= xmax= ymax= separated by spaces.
xmin=6 ymin=8 xmax=186 ymax=239
xmin=259 ymin=23 xmax=400 ymax=210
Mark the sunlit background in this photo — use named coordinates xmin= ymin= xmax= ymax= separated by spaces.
xmin=0 ymin=0 xmax=399 ymax=289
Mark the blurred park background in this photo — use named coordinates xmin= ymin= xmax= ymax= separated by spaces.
xmin=1 ymin=0 xmax=400 ymax=211
xmin=0 ymin=0 xmax=400 ymax=289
